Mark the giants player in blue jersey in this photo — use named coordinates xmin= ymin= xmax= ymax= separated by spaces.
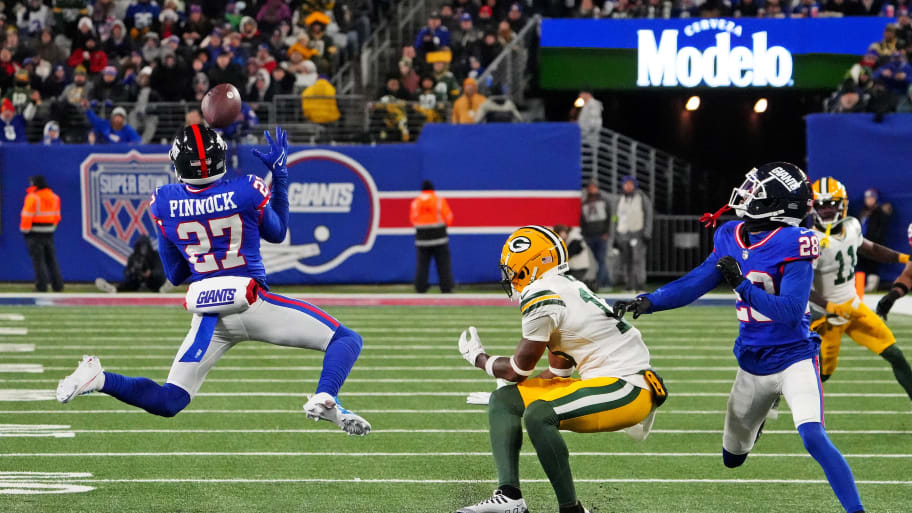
xmin=55 ymin=125 xmax=371 ymax=436
xmin=615 ymin=162 xmax=864 ymax=513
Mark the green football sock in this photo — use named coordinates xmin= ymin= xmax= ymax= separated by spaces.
xmin=524 ymin=399 xmax=577 ymax=507
xmin=488 ymin=385 xmax=525 ymax=488
xmin=881 ymin=345 xmax=912 ymax=400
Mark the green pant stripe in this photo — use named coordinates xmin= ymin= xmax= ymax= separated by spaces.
xmin=520 ymin=290 xmax=558 ymax=309
xmin=546 ymin=379 xmax=627 ymax=408
xmin=554 ymin=386 xmax=643 ymax=421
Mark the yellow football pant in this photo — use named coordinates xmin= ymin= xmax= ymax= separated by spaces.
xmin=517 ymin=376 xmax=653 ymax=433
xmin=814 ymin=302 xmax=895 ymax=377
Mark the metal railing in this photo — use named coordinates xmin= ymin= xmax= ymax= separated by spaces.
xmin=646 ymin=215 xmax=735 ymax=277
xmin=476 ymin=15 xmax=539 ymax=105
xmin=582 ymin=127 xmax=693 ymax=214
xmin=332 ymin=0 xmax=429 ymax=95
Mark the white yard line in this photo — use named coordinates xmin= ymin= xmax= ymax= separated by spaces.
xmin=0 ymin=344 xmax=34 ymax=353
xmin=0 ymin=328 xmax=27 ymax=335
xmin=2 ymin=409 xmax=908 ymax=415
xmin=54 ymin=428 xmax=912 ymax=435
xmin=0 ymin=378 xmax=898 ymax=385
xmin=2 ymin=451 xmax=910 ymax=459
xmin=0 ymin=364 xmax=43 ymax=373
xmin=28 ymin=478 xmax=911 ymax=486
xmin=2 ymin=354 xmax=888 ymax=363
xmin=0 ymin=314 xmax=25 ymax=321
xmin=63 ymin=391 xmax=911 ymax=398
xmin=37 ymin=365 xmax=900 ymax=372
xmin=0 ymin=390 xmax=56 ymax=401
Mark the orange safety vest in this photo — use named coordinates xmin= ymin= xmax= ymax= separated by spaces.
xmin=20 ymin=186 xmax=61 ymax=233
xmin=410 ymin=190 xmax=453 ymax=247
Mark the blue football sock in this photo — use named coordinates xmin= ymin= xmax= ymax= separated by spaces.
xmin=101 ymin=372 xmax=190 ymax=418
xmin=798 ymin=422 xmax=863 ymax=513
xmin=315 ymin=325 xmax=363 ymax=397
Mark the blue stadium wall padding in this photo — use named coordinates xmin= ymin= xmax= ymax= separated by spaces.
xmin=806 ymin=113 xmax=912 ymax=282
xmin=0 ymin=123 xmax=582 ymax=285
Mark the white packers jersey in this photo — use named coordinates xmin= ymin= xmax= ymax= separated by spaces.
xmin=519 ymin=273 xmax=652 ymax=384
xmin=812 ymin=216 xmax=864 ymax=304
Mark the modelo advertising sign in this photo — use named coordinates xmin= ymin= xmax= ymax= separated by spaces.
xmin=540 ymin=17 xmax=892 ymax=90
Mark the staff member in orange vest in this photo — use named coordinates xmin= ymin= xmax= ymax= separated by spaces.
xmin=20 ymin=175 xmax=64 ymax=292
xmin=410 ymin=180 xmax=454 ymax=293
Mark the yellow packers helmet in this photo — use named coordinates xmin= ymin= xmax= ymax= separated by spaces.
xmin=499 ymin=225 xmax=569 ymax=298
xmin=812 ymin=176 xmax=849 ymax=228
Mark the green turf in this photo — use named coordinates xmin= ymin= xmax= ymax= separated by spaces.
xmin=0 ymin=305 xmax=910 ymax=512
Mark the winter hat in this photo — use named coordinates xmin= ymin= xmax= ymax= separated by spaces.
xmin=74 ymin=66 xmax=88 ymax=76
xmin=43 ymin=120 xmax=60 ymax=136
xmin=460 ymin=13 xmax=472 ymax=21
xmin=479 ymin=6 xmax=493 ymax=16
xmin=103 ymin=66 xmax=117 ymax=77
xmin=111 ymin=106 xmax=127 ymax=119
xmin=1 ymin=98 xmax=14 ymax=113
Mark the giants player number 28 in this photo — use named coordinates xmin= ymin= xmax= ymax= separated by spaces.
xmin=736 ymin=235 xmax=819 ymax=323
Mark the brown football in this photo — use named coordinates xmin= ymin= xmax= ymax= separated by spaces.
xmin=201 ymin=83 xmax=242 ymax=128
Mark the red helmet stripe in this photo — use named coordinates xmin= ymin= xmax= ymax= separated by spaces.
xmin=190 ymin=124 xmax=208 ymax=178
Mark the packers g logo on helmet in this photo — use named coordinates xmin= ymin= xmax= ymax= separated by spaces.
xmin=812 ymin=177 xmax=848 ymax=228
xmin=499 ymin=226 xmax=569 ymax=298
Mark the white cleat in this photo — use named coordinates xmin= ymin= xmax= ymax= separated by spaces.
xmin=303 ymin=392 xmax=371 ymax=436
xmin=56 ymin=356 xmax=105 ymax=403
xmin=94 ymin=278 xmax=117 ymax=294
xmin=456 ymin=490 xmax=529 ymax=513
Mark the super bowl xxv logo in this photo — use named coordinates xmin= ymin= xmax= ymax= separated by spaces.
xmin=80 ymin=150 xmax=174 ymax=265
xmin=261 ymin=149 xmax=379 ymax=274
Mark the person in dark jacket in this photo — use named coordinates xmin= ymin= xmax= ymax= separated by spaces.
xmin=104 ymin=21 xmax=135 ymax=64
xmin=581 ymin=181 xmax=613 ymax=290
xmin=857 ymin=188 xmax=893 ymax=291
xmin=151 ymin=52 xmax=189 ymax=101
xmin=41 ymin=65 xmax=70 ymax=99
xmin=95 ymin=235 xmax=168 ymax=293
xmin=91 ymin=66 xmax=130 ymax=103
xmin=207 ymin=49 xmax=246 ymax=91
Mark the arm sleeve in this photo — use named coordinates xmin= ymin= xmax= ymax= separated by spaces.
xmin=522 ymin=313 xmax=556 ymax=342
xmin=645 ymin=252 xmax=723 ymax=312
xmin=85 ymin=109 xmax=108 ymax=134
xmin=19 ymin=194 xmax=35 ymax=231
xmin=258 ymin=174 xmax=288 ymax=243
xmin=158 ymin=235 xmax=191 ymax=285
xmin=642 ymin=193 xmax=653 ymax=239
xmin=441 ymin=198 xmax=453 ymax=226
xmin=125 ymin=126 xmax=141 ymax=143
xmin=735 ymin=260 xmax=813 ymax=324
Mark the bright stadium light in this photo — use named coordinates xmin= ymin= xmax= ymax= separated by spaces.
xmin=685 ymin=96 xmax=701 ymax=111
xmin=754 ymin=98 xmax=769 ymax=113
xmin=574 ymin=96 xmax=585 ymax=108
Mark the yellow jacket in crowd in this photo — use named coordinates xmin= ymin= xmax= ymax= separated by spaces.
xmin=301 ymin=78 xmax=340 ymax=124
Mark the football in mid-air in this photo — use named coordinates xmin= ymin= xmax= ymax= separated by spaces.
xmin=201 ymin=83 xmax=242 ymax=128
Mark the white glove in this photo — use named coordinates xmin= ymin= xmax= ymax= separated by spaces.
xmin=458 ymin=326 xmax=485 ymax=366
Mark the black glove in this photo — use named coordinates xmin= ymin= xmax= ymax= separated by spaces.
xmin=876 ymin=288 xmax=903 ymax=320
xmin=716 ymin=256 xmax=745 ymax=289
xmin=614 ymin=296 xmax=652 ymax=320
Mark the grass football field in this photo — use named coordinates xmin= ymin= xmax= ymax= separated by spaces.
xmin=0 ymin=304 xmax=910 ymax=513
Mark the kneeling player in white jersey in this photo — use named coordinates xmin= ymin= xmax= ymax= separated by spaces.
xmin=808 ymin=177 xmax=912 ymax=401
xmin=456 ymin=225 xmax=667 ymax=513
xmin=55 ymin=125 xmax=370 ymax=435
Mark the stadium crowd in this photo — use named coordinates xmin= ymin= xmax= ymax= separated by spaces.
xmin=0 ymin=0 xmax=376 ymax=143
xmin=826 ymin=18 xmax=912 ymax=114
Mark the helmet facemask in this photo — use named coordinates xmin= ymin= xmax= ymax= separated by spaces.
xmin=728 ymin=169 xmax=779 ymax=220
xmin=812 ymin=198 xmax=846 ymax=228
